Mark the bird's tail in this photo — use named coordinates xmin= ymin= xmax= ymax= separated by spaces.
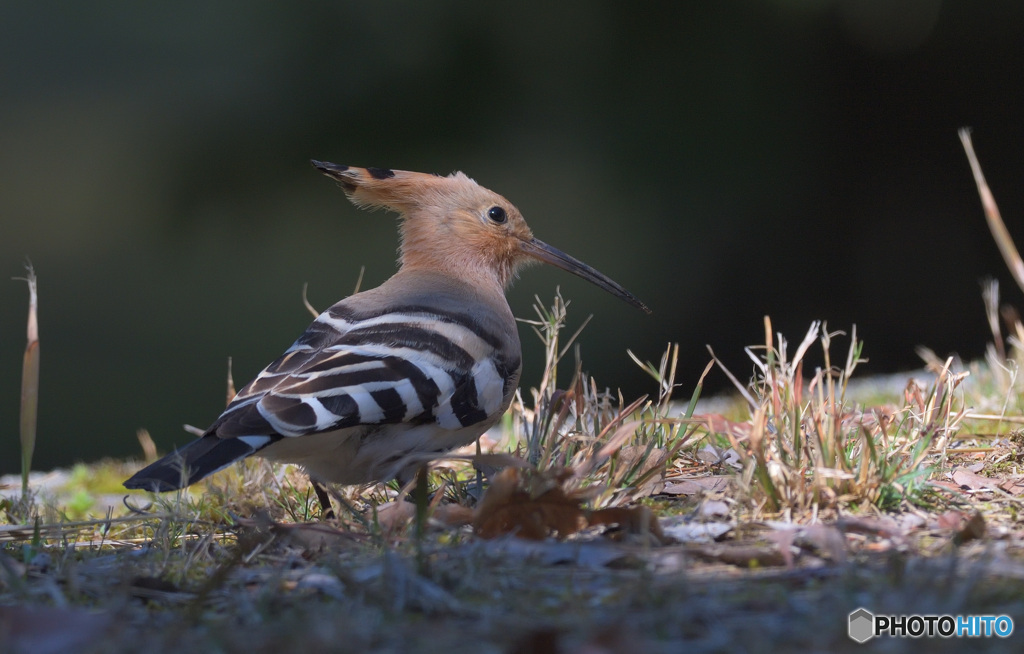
xmin=123 ymin=435 xmax=258 ymax=492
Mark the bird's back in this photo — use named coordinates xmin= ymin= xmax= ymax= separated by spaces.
xmin=216 ymin=270 xmax=521 ymax=436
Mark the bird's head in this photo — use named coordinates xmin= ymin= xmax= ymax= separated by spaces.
xmin=313 ymin=160 xmax=650 ymax=314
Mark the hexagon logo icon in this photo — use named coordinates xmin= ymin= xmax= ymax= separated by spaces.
xmin=848 ymin=608 xmax=874 ymax=643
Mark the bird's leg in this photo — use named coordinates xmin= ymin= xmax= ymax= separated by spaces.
xmin=311 ymin=479 xmax=335 ymax=520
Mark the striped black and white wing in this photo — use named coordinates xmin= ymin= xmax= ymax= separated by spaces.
xmin=206 ymin=303 xmax=521 ymax=448
xmin=123 ymin=300 xmax=522 ymax=492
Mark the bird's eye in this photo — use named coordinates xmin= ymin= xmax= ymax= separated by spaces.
xmin=487 ymin=206 xmax=507 ymax=224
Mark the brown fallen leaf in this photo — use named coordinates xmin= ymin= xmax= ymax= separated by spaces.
xmin=432 ymin=503 xmax=475 ymax=528
xmin=928 ymin=479 xmax=972 ymax=496
xmin=473 ymin=468 xmax=586 ymax=539
xmin=998 ymin=476 xmax=1024 ymax=496
xmin=375 ymin=501 xmax=416 ymax=533
xmin=951 ymin=467 xmax=998 ymax=493
xmin=473 ymin=467 xmax=666 ymax=543
xmin=588 ymin=505 xmax=667 ymax=544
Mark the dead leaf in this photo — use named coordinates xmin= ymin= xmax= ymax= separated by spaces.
xmin=474 ymin=468 xmax=586 ymax=540
xmin=694 ymin=443 xmax=742 ymax=469
xmin=432 ymin=504 xmax=475 ymax=528
xmin=928 ymin=479 xmax=972 ymax=496
xmin=998 ymin=476 xmax=1024 ymax=496
xmin=375 ymin=501 xmax=416 ymax=533
xmin=951 ymin=467 xmax=998 ymax=493
xmin=473 ymin=468 xmax=667 ymax=543
xmin=696 ymin=443 xmax=723 ymax=465
xmin=587 ymin=506 xmax=667 ymax=544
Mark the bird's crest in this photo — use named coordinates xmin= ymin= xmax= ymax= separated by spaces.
xmin=311 ymin=161 xmax=478 ymax=215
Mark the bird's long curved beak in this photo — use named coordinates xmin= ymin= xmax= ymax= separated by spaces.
xmin=519 ymin=237 xmax=651 ymax=314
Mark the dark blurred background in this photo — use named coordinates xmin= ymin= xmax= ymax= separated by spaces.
xmin=3 ymin=1 xmax=1024 ymax=474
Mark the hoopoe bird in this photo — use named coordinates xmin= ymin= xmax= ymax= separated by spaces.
xmin=124 ymin=161 xmax=649 ymax=511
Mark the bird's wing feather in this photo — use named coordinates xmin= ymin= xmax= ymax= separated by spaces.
xmin=206 ymin=306 xmax=515 ymax=440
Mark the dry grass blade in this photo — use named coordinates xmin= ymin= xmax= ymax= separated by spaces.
xmin=511 ymin=296 xmax=700 ymax=510
xmin=225 ymin=356 xmax=236 ymax=404
xmin=16 ymin=263 xmax=40 ymax=495
xmin=301 ymin=281 xmax=319 ymax=317
xmin=0 ymin=512 xmax=212 ymax=544
xmin=714 ymin=318 xmax=956 ymax=514
xmin=983 ymin=278 xmax=1005 ymax=361
xmin=707 ymin=345 xmax=757 ymax=409
xmin=959 ymin=127 xmax=1024 ymax=294
xmin=136 ymin=429 xmax=159 ymax=463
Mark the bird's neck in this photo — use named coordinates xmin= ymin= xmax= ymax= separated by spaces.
xmin=398 ymin=256 xmax=509 ymax=297
xmin=399 ymin=237 xmax=517 ymax=292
